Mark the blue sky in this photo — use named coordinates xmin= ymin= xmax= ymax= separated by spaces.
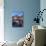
xmin=12 ymin=10 xmax=24 ymax=16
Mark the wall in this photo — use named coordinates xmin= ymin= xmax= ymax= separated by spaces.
xmin=40 ymin=0 xmax=46 ymax=27
xmin=0 ymin=0 xmax=4 ymax=42
xmin=40 ymin=0 xmax=46 ymax=45
xmin=4 ymin=0 xmax=40 ymax=42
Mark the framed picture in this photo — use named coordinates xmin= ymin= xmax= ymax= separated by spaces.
xmin=12 ymin=11 xmax=24 ymax=27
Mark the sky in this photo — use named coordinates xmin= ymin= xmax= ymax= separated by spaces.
xmin=12 ymin=10 xmax=24 ymax=16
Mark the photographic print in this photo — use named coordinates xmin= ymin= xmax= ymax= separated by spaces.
xmin=12 ymin=11 xmax=24 ymax=27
